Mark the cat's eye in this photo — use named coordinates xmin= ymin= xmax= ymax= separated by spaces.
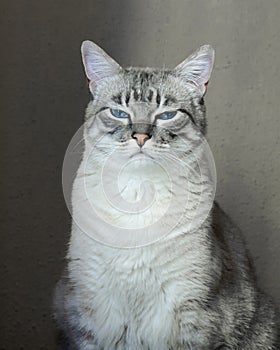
xmin=157 ymin=111 xmax=177 ymax=120
xmin=110 ymin=109 xmax=130 ymax=119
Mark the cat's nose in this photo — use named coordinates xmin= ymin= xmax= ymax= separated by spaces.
xmin=131 ymin=133 xmax=151 ymax=147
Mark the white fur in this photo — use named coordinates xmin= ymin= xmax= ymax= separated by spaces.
xmin=67 ymin=222 xmax=214 ymax=349
xmin=66 ymin=149 xmax=216 ymax=349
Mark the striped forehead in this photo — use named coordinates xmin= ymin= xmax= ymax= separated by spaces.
xmin=111 ymin=70 xmax=177 ymax=107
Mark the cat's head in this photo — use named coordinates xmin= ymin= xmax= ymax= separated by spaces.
xmin=81 ymin=40 xmax=214 ymax=163
xmin=66 ymin=41 xmax=216 ymax=247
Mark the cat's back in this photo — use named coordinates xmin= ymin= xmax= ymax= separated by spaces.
xmin=210 ymin=202 xmax=280 ymax=347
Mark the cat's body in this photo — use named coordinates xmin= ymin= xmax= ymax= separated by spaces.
xmin=54 ymin=41 xmax=279 ymax=349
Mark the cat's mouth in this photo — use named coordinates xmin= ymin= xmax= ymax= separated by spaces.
xmin=130 ymin=150 xmax=154 ymax=160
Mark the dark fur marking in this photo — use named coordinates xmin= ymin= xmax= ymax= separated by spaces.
xmin=156 ymin=90 xmax=161 ymax=105
xmin=168 ymin=130 xmax=177 ymax=139
xmin=147 ymin=89 xmax=153 ymax=102
xmin=112 ymin=94 xmax=122 ymax=105
xmin=199 ymin=97 xmax=205 ymax=106
xmin=108 ymin=126 xmax=123 ymax=135
xmin=115 ymin=325 xmax=128 ymax=346
xmin=178 ymin=108 xmax=196 ymax=125
xmin=140 ymin=71 xmax=148 ymax=84
xmin=125 ymin=92 xmax=130 ymax=105
xmin=164 ymin=95 xmax=177 ymax=106
xmin=97 ymin=106 xmax=108 ymax=114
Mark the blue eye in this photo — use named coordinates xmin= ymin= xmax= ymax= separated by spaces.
xmin=157 ymin=111 xmax=177 ymax=120
xmin=110 ymin=109 xmax=129 ymax=119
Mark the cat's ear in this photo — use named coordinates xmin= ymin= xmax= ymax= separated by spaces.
xmin=81 ymin=40 xmax=122 ymax=93
xmin=174 ymin=45 xmax=215 ymax=96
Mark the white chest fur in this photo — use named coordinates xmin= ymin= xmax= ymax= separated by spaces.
xmin=67 ymin=143 xmax=216 ymax=349
xmin=68 ymin=225 xmax=213 ymax=350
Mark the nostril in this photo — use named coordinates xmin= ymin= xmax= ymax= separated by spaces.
xmin=131 ymin=133 xmax=151 ymax=147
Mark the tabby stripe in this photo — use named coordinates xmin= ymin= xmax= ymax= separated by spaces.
xmin=156 ymin=90 xmax=161 ymax=105
xmin=96 ymin=106 xmax=108 ymax=114
xmin=178 ymin=108 xmax=196 ymax=125
xmin=164 ymin=95 xmax=177 ymax=106
xmin=112 ymin=94 xmax=122 ymax=105
xmin=125 ymin=92 xmax=130 ymax=106
xmin=147 ymin=89 xmax=153 ymax=102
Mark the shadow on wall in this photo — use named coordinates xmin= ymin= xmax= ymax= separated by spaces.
xmin=215 ymin=164 xmax=280 ymax=307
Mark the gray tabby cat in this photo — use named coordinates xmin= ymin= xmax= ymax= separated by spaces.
xmin=54 ymin=41 xmax=279 ymax=349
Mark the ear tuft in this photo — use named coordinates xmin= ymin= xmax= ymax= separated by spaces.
xmin=81 ymin=40 xmax=122 ymax=92
xmin=175 ymin=45 xmax=215 ymax=96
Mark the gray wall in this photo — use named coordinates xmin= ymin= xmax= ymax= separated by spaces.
xmin=1 ymin=1 xmax=279 ymax=348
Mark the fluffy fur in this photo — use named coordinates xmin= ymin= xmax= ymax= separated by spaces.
xmin=54 ymin=41 xmax=279 ymax=349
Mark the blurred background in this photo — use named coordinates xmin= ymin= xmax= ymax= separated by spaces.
xmin=1 ymin=0 xmax=279 ymax=348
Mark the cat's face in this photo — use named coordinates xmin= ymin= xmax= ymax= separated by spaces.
xmin=64 ymin=41 xmax=216 ymax=247
xmin=81 ymin=41 xmax=214 ymax=164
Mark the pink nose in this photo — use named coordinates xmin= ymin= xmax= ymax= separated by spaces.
xmin=132 ymin=133 xmax=150 ymax=147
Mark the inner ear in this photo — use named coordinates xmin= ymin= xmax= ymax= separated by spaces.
xmin=81 ymin=40 xmax=122 ymax=91
xmin=174 ymin=45 xmax=215 ymax=96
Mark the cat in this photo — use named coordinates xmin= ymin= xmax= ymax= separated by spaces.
xmin=54 ymin=40 xmax=279 ymax=349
